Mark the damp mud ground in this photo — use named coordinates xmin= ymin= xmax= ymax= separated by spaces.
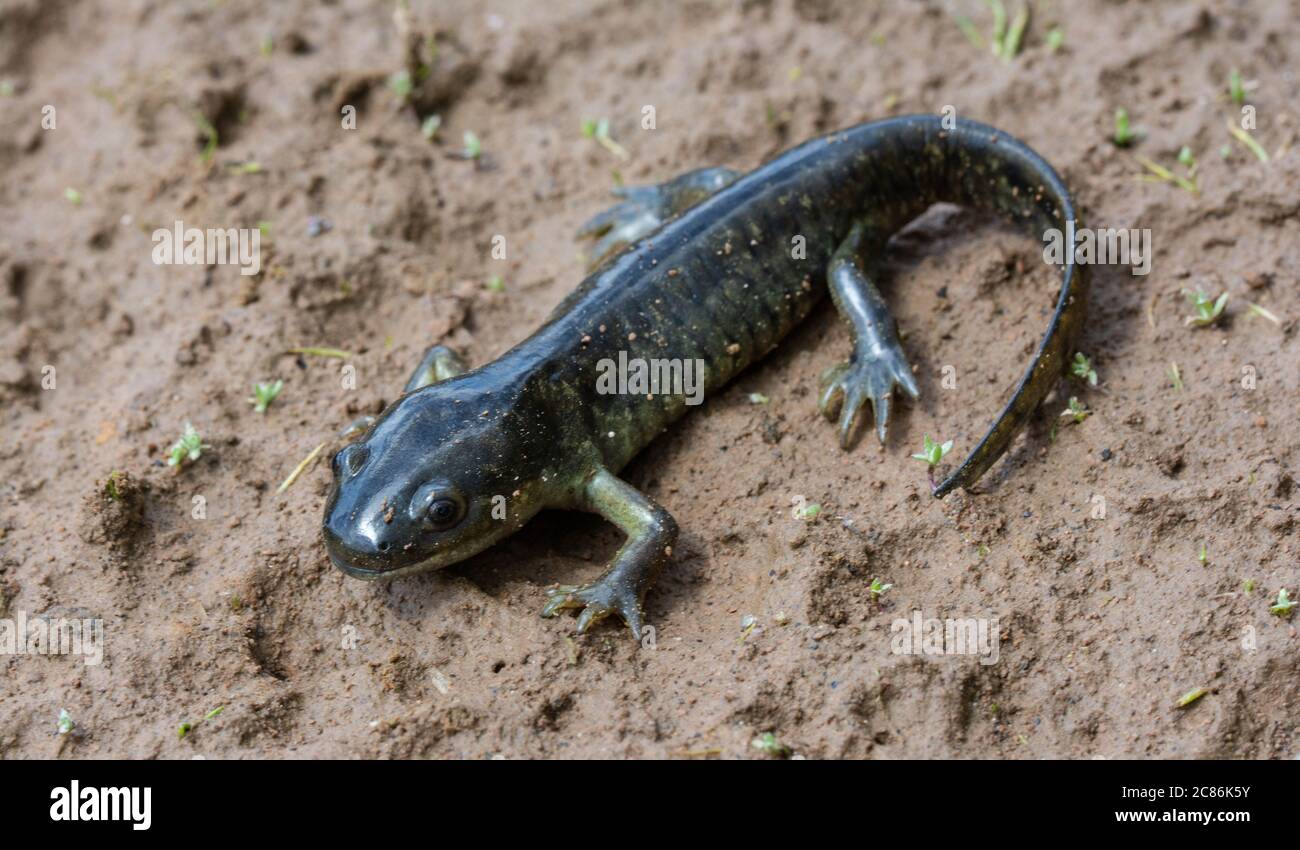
xmin=1 ymin=0 xmax=1297 ymax=759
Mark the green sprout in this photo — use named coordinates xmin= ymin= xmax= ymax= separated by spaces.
xmin=190 ymin=109 xmax=219 ymax=163
xmin=1197 ymin=543 xmax=1208 ymax=566
xmin=1060 ymin=396 xmax=1089 ymax=424
xmin=581 ymin=117 xmax=629 ymax=160
xmin=1177 ymin=145 xmax=1197 ymax=175
xmin=913 ymin=434 xmax=953 ymax=490
xmin=104 ymin=470 xmax=126 ymax=501
xmin=205 ymin=706 xmax=225 ymax=721
xmin=751 ymin=732 xmax=790 ymax=758
xmin=1071 ymin=352 xmax=1097 ymax=386
xmin=421 ymin=114 xmax=442 ymax=140
xmin=1177 ymin=687 xmax=1208 ymax=708
xmin=1167 ymin=361 xmax=1184 ymax=392
xmin=166 ymin=422 xmax=210 ymax=468
xmin=1183 ymin=289 xmax=1228 ymax=327
xmin=1270 ymin=588 xmax=1295 ymax=617
xmin=869 ymin=578 xmax=893 ymax=598
xmin=1228 ymin=69 xmax=1245 ymax=105
xmin=796 ymin=502 xmax=822 ymax=521
xmin=1136 ymin=154 xmax=1198 ymax=193
xmin=1046 ymin=26 xmax=1063 ymax=52
xmin=1243 ymin=578 xmax=1255 ymax=594
xmin=58 ymin=709 xmax=75 ymax=735
xmin=1113 ymin=108 xmax=1135 ymax=147
xmin=388 ymin=69 xmax=413 ymax=103
xmin=178 ymin=721 xmax=193 ymax=739
xmin=461 ymin=131 xmax=482 ymax=160
xmin=485 ymin=274 xmax=504 ymax=293
xmin=228 ymin=161 xmax=263 ymax=174
xmin=748 ymin=392 xmax=769 ymax=404
xmin=249 ymin=379 xmax=284 ymax=413
xmin=1226 ymin=120 xmax=1269 ymax=163
xmin=64 ymin=187 xmax=83 ymax=205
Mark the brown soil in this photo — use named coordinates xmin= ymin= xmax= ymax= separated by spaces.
xmin=1 ymin=0 xmax=1297 ymax=759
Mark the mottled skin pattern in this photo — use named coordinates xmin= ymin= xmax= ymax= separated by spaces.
xmin=323 ymin=115 xmax=1088 ymax=639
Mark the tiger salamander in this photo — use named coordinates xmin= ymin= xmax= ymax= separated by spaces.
xmin=322 ymin=115 xmax=1087 ymax=639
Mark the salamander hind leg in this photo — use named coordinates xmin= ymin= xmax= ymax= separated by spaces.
xmin=542 ymin=468 xmax=677 ymax=640
xmin=818 ymin=222 xmax=920 ymax=448
xmin=576 ymin=166 xmax=739 ymax=269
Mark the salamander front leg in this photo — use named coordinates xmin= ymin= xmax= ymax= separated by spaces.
xmin=338 ymin=345 xmax=469 ymax=441
xmin=577 ymin=167 xmax=739 ymax=269
xmin=542 ymin=468 xmax=677 ymax=640
xmin=818 ymin=221 xmax=920 ymax=447
xmin=404 ymin=344 xmax=468 ymax=393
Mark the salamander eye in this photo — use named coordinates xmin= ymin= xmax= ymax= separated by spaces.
xmin=427 ymin=498 xmax=461 ymax=529
xmin=409 ymin=481 xmax=466 ymax=530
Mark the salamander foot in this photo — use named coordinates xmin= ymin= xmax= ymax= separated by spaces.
xmin=819 ymin=345 xmax=919 ymax=448
xmin=542 ymin=578 xmax=646 ymax=640
xmin=576 ymin=167 xmax=739 ymax=269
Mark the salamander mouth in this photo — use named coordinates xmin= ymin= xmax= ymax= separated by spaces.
xmin=326 ymin=547 xmax=443 ymax=581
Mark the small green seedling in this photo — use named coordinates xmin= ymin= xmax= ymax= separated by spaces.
xmin=1177 ymin=687 xmax=1207 ymax=708
xmin=104 ymin=470 xmax=126 ymax=501
xmin=1226 ymin=119 xmax=1269 ymax=163
xmin=1228 ymin=69 xmax=1245 ymax=105
xmin=796 ymin=502 xmax=822 ymax=521
xmin=1113 ymin=108 xmax=1135 ymax=146
xmin=178 ymin=721 xmax=193 ymax=739
xmin=1270 ymin=588 xmax=1295 ymax=617
xmin=485 ymin=275 xmax=504 ymax=293
xmin=913 ymin=434 xmax=953 ymax=490
xmin=64 ymin=187 xmax=83 ymax=205
xmin=58 ymin=709 xmax=75 ymax=735
xmin=747 ymin=392 xmax=769 ymax=404
xmin=388 ymin=69 xmax=413 ymax=102
xmin=1183 ymin=289 xmax=1228 ymax=327
xmin=1177 ymin=146 xmax=1197 ymax=175
xmin=1136 ymin=154 xmax=1197 ymax=193
xmin=751 ymin=732 xmax=790 ymax=758
xmin=228 ymin=161 xmax=263 ymax=175
xmin=1060 ymin=397 xmax=1089 ymax=424
xmin=249 ymin=380 xmax=284 ymax=413
xmin=1167 ymin=361 xmax=1184 ymax=392
xmin=421 ymin=114 xmax=442 ymax=140
xmin=581 ymin=117 xmax=629 ymax=160
xmin=1046 ymin=27 xmax=1063 ymax=51
xmin=166 ymin=422 xmax=210 ymax=469
xmin=1243 ymin=578 xmax=1255 ymax=593
xmin=1071 ymin=352 xmax=1097 ymax=386
xmin=869 ymin=578 xmax=893 ymax=598
xmin=1197 ymin=543 xmax=1208 ymax=566
xmin=461 ymin=131 xmax=482 ymax=160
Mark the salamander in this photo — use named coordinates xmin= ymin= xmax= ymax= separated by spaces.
xmin=322 ymin=114 xmax=1088 ymax=639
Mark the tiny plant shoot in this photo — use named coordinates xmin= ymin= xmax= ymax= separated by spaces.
xmin=1183 ymin=289 xmax=1228 ymax=327
xmin=167 ymin=422 xmax=209 ymax=469
xmin=912 ymin=434 xmax=953 ymax=490
xmin=1113 ymin=108 xmax=1135 ymax=146
xmin=250 ymin=379 xmax=284 ymax=413
xmin=1061 ymin=397 xmax=1089 ymax=424
xmin=869 ymin=578 xmax=893 ymax=598
xmin=1071 ymin=352 xmax=1098 ymax=386
xmin=1271 ymin=588 xmax=1295 ymax=617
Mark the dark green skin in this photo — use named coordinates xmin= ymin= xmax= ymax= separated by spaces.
xmin=323 ymin=115 xmax=1088 ymax=638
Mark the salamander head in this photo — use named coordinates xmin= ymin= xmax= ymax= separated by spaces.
xmin=322 ymin=378 xmax=544 ymax=580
